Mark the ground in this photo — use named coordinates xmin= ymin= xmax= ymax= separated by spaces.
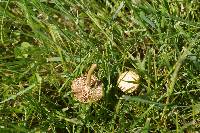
xmin=0 ymin=0 xmax=200 ymax=132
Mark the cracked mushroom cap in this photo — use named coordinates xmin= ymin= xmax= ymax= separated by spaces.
xmin=71 ymin=64 xmax=103 ymax=103
xmin=117 ymin=71 xmax=140 ymax=93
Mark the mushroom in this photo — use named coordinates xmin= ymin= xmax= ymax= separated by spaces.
xmin=117 ymin=71 xmax=140 ymax=93
xmin=71 ymin=64 xmax=103 ymax=103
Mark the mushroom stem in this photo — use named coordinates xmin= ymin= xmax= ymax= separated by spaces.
xmin=86 ymin=64 xmax=97 ymax=86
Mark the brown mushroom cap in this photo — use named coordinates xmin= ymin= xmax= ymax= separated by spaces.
xmin=71 ymin=64 xmax=103 ymax=103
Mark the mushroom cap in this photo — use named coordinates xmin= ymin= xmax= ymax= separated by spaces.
xmin=71 ymin=75 xmax=103 ymax=103
xmin=117 ymin=71 xmax=140 ymax=93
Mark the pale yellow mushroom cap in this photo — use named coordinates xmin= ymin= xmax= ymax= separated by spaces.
xmin=117 ymin=71 xmax=140 ymax=93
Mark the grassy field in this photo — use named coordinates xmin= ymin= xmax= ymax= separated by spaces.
xmin=0 ymin=0 xmax=200 ymax=132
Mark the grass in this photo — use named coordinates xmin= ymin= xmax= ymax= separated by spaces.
xmin=0 ymin=0 xmax=200 ymax=132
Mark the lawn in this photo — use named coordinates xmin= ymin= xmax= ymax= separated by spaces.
xmin=0 ymin=0 xmax=200 ymax=132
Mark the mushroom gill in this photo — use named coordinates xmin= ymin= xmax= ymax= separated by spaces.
xmin=71 ymin=64 xmax=103 ymax=103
